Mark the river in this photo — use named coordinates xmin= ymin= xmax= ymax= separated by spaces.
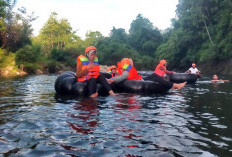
xmin=0 ymin=74 xmax=232 ymax=157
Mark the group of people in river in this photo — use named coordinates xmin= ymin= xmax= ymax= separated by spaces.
xmin=76 ymin=46 xmax=229 ymax=97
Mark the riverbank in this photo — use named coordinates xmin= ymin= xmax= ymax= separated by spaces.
xmin=1 ymin=58 xmax=232 ymax=77
xmin=200 ymin=58 xmax=232 ymax=75
xmin=0 ymin=65 xmax=109 ymax=77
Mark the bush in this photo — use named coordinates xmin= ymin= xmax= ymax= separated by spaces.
xmin=134 ymin=55 xmax=156 ymax=70
xmin=65 ymin=57 xmax=76 ymax=69
xmin=14 ymin=44 xmax=43 ymax=74
xmin=49 ymin=49 xmax=68 ymax=62
xmin=0 ymin=50 xmax=16 ymax=68
xmin=24 ymin=63 xmax=41 ymax=74
xmin=15 ymin=45 xmax=41 ymax=65
xmin=47 ymin=60 xmax=62 ymax=73
xmin=49 ymin=48 xmax=77 ymax=69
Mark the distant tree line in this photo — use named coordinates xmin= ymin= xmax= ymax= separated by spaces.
xmin=1 ymin=0 xmax=232 ymax=74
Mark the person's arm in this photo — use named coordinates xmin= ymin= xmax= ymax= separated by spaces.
xmin=111 ymin=71 xmax=129 ymax=83
xmin=129 ymin=58 xmax=133 ymax=67
xmin=211 ymin=79 xmax=229 ymax=83
xmin=76 ymin=61 xmax=88 ymax=78
xmin=76 ymin=59 xmax=96 ymax=78
xmin=186 ymin=67 xmax=192 ymax=73
xmin=160 ymin=67 xmax=174 ymax=75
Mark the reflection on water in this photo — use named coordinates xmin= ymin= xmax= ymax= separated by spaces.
xmin=0 ymin=74 xmax=232 ymax=156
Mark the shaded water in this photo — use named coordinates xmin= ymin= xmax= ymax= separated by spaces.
xmin=0 ymin=74 xmax=232 ymax=157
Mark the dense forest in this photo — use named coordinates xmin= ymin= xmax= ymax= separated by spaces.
xmin=1 ymin=0 xmax=232 ymax=76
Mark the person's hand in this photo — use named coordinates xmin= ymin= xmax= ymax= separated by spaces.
xmin=87 ymin=61 xmax=95 ymax=70
xmin=107 ymin=79 xmax=115 ymax=84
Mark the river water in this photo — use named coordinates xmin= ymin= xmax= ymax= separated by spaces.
xmin=0 ymin=74 xmax=232 ymax=157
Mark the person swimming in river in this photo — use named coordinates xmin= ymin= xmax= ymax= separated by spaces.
xmin=211 ymin=75 xmax=230 ymax=83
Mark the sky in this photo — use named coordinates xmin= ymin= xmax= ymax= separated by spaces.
xmin=16 ymin=0 xmax=179 ymax=39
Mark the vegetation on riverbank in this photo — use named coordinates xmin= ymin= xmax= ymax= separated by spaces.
xmin=1 ymin=0 xmax=232 ymax=77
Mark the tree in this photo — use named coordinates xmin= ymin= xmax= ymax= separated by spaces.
xmin=109 ymin=27 xmax=128 ymax=43
xmin=0 ymin=0 xmax=17 ymax=49
xmin=0 ymin=1 xmax=34 ymax=52
xmin=38 ymin=12 xmax=80 ymax=55
xmin=129 ymin=14 xmax=162 ymax=55
xmin=158 ymin=0 xmax=232 ymax=69
xmin=83 ymin=31 xmax=103 ymax=48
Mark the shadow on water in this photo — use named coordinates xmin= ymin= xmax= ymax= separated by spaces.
xmin=0 ymin=74 xmax=232 ymax=157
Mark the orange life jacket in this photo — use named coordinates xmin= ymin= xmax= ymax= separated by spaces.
xmin=154 ymin=64 xmax=166 ymax=77
xmin=154 ymin=60 xmax=167 ymax=77
xmin=112 ymin=72 xmax=120 ymax=77
xmin=109 ymin=71 xmax=120 ymax=77
xmin=107 ymin=66 xmax=120 ymax=77
xmin=77 ymin=55 xmax=100 ymax=82
xmin=121 ymin=59 xmax=142 ymax=80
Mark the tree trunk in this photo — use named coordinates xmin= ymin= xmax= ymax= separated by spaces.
xmin=50 ymin=34 xmax=53 ymax=49
xmin=63 ymin=41 xmax=65 ymax=50
xmin=198 ymin=8 xmax=214 ymax=46
xmin=1 ymin=31 xmax=7 ymax=49
xmin=203 ymin=20 xmax=214 ymax=46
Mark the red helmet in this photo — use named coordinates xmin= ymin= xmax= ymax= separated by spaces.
xmin=85 ymin=46 xmax=97 ymax=55
xmin=121 ymin=58 xmax=131 ymax=66
xmin=110 ymin=65 xmax=117 ymax=70
xmin=107 ymin=65 xmax=117 ymax=72
xmin=159 ymin=60 xmax=167 ymax=65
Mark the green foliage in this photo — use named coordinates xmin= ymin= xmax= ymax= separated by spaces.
xmin=46 ymin=60 xmax=62 ymax=73
xmin=23 ymin=63 xmax=40 ymax=74
xmin=15 ymin=43 xmax=42 ymax=74
xmin=96 ymin=36 xmax=140 ymax=66
xmin=155 ymin=30 xmax=180 ymax=67
xmin=0 ymin=0 xmax=7 ymax=18
xmin=15 ymin=44 xmax=41 ymax=65
xmin=84 ymin=31 xmax=103 ymax=47
xmin=109 ymin=27 xmax=128 ymax=43
xmin=198 ymin=44 xmax=216 ymax=62
xmin=49 ymin=47 xmax=80 ymax=69
xmin=134 ymin=55 xmax=156 ymax=70
xmin=95 ymin=22 xmax=159 ymax=70
xmin=0 ymin=17 xmax=6 ymax=32
xmin=50 ymin=49 xmax=68 ymax=62
xmin=156 ymin=0 xmax=232 ymax=70
xmin=0 ymin=1 xmax=34 ymax=52
xmin=129 ymin=14 xmax=162 ymax=55
xmin=38 ymin=12 xmax=80 ymax=56
xmin=0 ymin=49 xmax=16 ymax=68
xmin=2 ymin=0 xmax=232 ymax=74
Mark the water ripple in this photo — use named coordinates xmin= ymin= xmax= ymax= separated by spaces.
xmin=0 ymin=75 xmax=232 ymax=156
